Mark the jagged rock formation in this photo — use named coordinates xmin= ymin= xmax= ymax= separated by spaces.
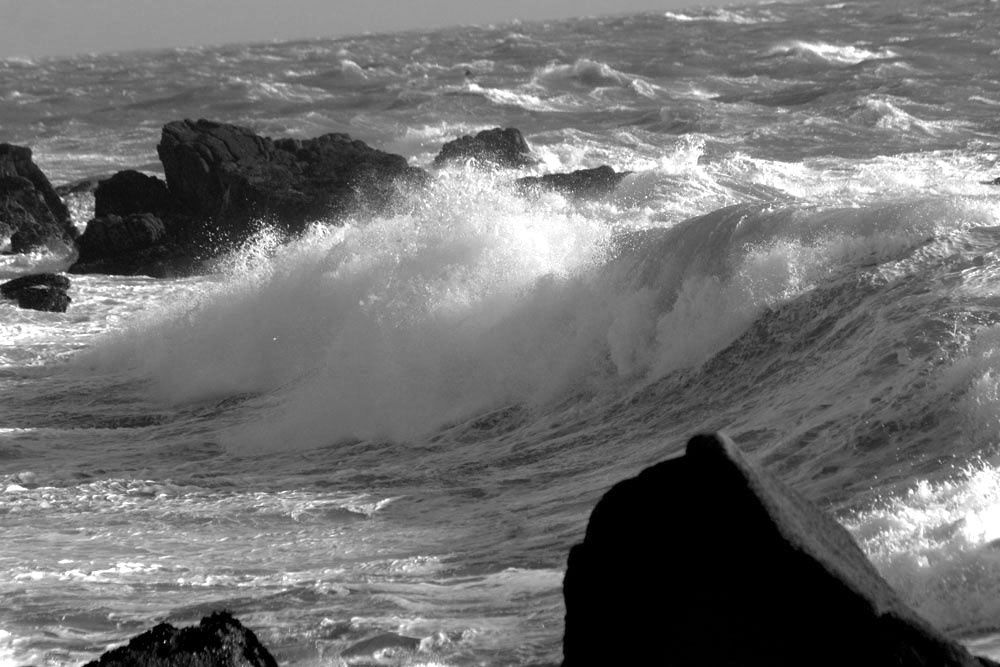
xmin=69 ymin=119 xmax=427 ymax=276
xmin=0 ymin=144 xmax=76 ymax=252
xmin=82 ymin=611 xmax=277 ymax=667
xmin=156 ymin=119 xmax=426 ymax=244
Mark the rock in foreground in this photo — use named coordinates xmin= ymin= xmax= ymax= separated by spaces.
xmin=0 ymin=273 xmax=71 ymax=312
xmin=83 ymin=611 xmax=277 ymax=667
xmin=563 ymin=432 xmax=998 ymax=667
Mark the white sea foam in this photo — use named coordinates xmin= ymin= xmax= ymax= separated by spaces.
xmin=532 ymin=58 xmax=637 ymax=89
xmin=75 ymin=178 xmax=970 ymax=449
xmin=845 ymin=462 xmax=1000 ymax=636
xmin=767 ymin=40 xmax=897 ymax=65
xmin=5 ymin=4 xmax=1000 ymax=663
xmin=664 ymin=7 xmax=771 ymax=25
xmin=475 ymin=85 xmax=560 ymax=112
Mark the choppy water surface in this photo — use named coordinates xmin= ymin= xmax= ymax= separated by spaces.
xmin=4 ymin=0 xmax=1000 ymax=664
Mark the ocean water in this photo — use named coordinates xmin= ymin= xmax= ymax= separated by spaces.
xmin=3 ymin=0 xmax=1000 ymax=663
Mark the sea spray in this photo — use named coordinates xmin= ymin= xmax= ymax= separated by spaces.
xmin=8 ymin=1 xmax=1000 ymax=662
xmin=74 ymin=184 xmax=989 ymax=451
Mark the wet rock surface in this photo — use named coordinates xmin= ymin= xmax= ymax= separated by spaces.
xmin=0 ymin=273 xmax=71 ymax=312
xmin=433 ymin=127 xmax=536 ymax=169
xmin=516 ymin=165 xmax=629 ymax=199
xmin=0 ymin=144 xmax=76 ymax=252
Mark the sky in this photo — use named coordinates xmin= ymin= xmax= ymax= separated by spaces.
xmin=0 ymin=0 xmax=738 ymax=59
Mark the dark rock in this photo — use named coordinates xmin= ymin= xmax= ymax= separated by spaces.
xmin=95 ymin=170 xmax=176 ymax=218
xmin=83 ymin=610 xmax=277 ymax=667
xmin=516 ymin=165 xmax=630 ymax=199
xmin=76 ymin=213 xmax=167 ymax=264
xmin=1 ymin=273 xmax=71 ymax=312
xmin=68 ymin=119 xmax=433 ymax=278
xmin=433 ymin=127 xmax=536 ymax=169
xmin=156 ymin=118 xmax=426 ymax=248
xmin=563 ymin=432 xmax=999 ymax=667
xmin=0 ymin=273 xmax=70 ymax=296
xmin=70 ymin=212 xmax=196 ymax=277
xmin=0 ymin=144 xmax=75 ymax=252
xmin=69 ymin=243 xmax=197 ymax=278
xmin=12 ymin=286 xmax=71 ymax=312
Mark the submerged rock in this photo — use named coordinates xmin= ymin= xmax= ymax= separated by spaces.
xmin=563 ymin=432 xmax=999 ymax=667
xmin=516 ymin=165 xmax=630 ymax=199
xmin=83 ymin=611 xmax=277 ymax=667
xmin=0 ymin=144 xmax=76 ymax=252
xmin=0 ymin=273 xmax=71 ymax=312
xmin=433 ymin=127 xmax=535 ymax=169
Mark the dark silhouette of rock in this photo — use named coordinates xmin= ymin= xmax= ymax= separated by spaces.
xmin=516 ymin=165 xmax=630 ymax=199
xmin=76 ymin=213 xmax=167 ymax=263
xmin=563 ymin=432 xmax=999 ymax=667
xmin=95 ymin=170 xmax=176 ymax=218
xmin=433 ymin=127 xmax=536 ymax=169
xmin=156 ymin=119 xmax=426 ymax=247
xmin=70 ymin=213 xmax=193 ymax=277
xmin=0 ymin=273 xmax=71 ymax=312
xmin=83 ymin=611 xmax=277 ymax=667
xmin=66 ymin=119 xmax=427 ymax=277
xmin=0 ymin=144 xmax=76 ymax=252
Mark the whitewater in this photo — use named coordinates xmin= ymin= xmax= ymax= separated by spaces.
xmin=4 ymin=0 xmax=1000 ymax=663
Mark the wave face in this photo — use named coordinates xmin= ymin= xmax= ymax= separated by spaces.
xmin=4 ymin=0 xmax=1000 ymax=664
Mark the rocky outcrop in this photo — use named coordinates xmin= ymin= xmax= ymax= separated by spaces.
xmin=0 ymin=144 xmax=76 ymax=252
xmin=83 ymin=611 xmax=277 ymax=667
xmin=433 ymin=127 xmax=535 ymax=169
xmin=94 ymin=170 xmax=176 ymax=218
xmin=0 ymin=273 xmax=71 ymax=312
xmin=563 ymin=432 xmax=999 ymax=667
xmin=67 ymin=119 xmax=428 ymax=277
xmin=69 ymin=212 xmax=193 ymax=277
xmin=156 ymin=119 xmax=426 ymax=246
xmin=516 ymin=165 xmax=629 ymax=199
xmin=77 ymin=212 xmax=167 ymax=260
